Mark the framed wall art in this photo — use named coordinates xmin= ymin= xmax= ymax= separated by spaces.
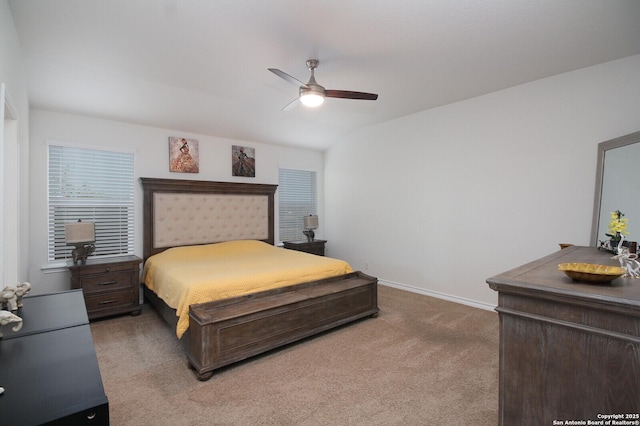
xmin=232 ymin=145 xmax=255 ymax=177
xmin=169 ymin=137 xmax=199 ymax=173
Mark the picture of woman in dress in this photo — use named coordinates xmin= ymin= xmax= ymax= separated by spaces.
xmin=169 ymin=137 xmax=199 ymax=173
xmin=232 ymin=145 xmax=255 ymax=177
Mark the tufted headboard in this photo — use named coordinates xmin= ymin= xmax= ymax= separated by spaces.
xmin=140 ymin=178 xmax=277 ymax=261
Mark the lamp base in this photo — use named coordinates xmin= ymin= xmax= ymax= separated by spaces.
xmin=71 ymin=242 xmax=96 ymax=265
xmin=303 ymin=229 xmax=315 ymax=242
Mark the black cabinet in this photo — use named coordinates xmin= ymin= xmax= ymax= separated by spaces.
xmin=0 ymin=290 xmax=109 ymax=425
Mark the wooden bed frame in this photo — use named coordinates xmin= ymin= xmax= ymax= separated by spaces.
xmin=140 ymin=178 xmax=379 ymax=380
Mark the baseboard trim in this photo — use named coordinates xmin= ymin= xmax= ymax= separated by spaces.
xmin=378 ymin=279 xmax=496 ymax=312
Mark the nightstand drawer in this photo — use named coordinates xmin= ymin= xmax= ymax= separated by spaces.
xmin=303 ymin=246 xmax=324 ymax=256
xmin=74 ymin=271 xmax=136 ymax=294
xmin=72 ymin=261 xmax=138 ymax=276
xmin=84 ymin=289 xmax=136 ymax=313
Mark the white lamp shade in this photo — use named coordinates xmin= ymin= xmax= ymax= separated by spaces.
xmin=304 ymin=215 xmax=319 ymax=229
xmin=65 ymin=221 xmax=95 ymax=243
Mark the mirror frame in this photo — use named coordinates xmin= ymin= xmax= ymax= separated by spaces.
xmin=590 ymin=130 xmax=640 ymax=246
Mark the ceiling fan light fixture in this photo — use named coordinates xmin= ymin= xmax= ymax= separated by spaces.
xmin=300 ymin=92 xmax=324 ymax=107
xmin=269 ymin=59 xmax=378 ymax=109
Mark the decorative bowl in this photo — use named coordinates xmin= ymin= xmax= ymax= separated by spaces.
xmin=558 ymin=263 xmax=625 ymax=284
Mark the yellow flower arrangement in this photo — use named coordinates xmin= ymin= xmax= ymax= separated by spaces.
xmin=606 ymin=210 xmax=629 ymax=240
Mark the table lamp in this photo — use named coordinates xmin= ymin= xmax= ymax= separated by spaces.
xmin=303 ymin=215 xmax=318 ymax=242
xmin=65 ymin=220 xmax=96 ymax=264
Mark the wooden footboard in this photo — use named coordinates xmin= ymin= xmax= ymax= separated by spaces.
xmin=186 ymin=271 xmax=378 ymax=380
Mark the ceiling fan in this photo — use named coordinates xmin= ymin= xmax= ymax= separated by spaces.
xmin=268 ymin=59 xmax=378 ymax=109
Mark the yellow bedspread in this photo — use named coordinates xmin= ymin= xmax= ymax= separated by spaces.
xmin=141 ymin=240 xmax=353 ymax=338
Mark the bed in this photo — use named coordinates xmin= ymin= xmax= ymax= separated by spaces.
xmin=140 ymin=178 xmax=379 ymax=380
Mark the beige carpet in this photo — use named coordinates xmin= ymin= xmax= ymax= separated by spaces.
xmin=90 ymin=285 xmax=499 ymax=425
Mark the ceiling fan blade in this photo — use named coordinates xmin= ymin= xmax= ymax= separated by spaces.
xmin=268 ymin=68 xmax=309 ymax=88
xmin=325 ymin=90 xmax=378 ymax=100
xmin=281 ymin=97 xmax=299 ymax=111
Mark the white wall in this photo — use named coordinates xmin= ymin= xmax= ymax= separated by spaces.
xmin=28 ymin=110 xmax=324 ymax=294
xmin=0 ymin=0 xmax=30 ymax=287
xmin=325 ymin=54 xmax=640 ymax=309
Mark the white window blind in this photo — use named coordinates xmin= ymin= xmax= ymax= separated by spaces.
xmin=278 ymin=168 xmax=317 ymax=242
xmin=48 ymin=144 xmax=134 ymax=262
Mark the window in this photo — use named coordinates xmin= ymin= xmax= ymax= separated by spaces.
xmin=278 ymin=168 xmax=317 ymax=242
xmin=48 ymin=143 xmax=134 ymax=262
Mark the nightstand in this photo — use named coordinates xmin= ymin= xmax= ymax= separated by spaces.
xmin=282 ymin=239 xmax=327 ymax=256
xmin=68 ymin=255 xmax=142 ymax=319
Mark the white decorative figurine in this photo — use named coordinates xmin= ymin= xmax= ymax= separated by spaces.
xmin=0 ymin=286 xmax=19 ymax=311
xmin=0 ymin=309 xmax=23 ymax=337
xmin=612 ymin=251 xmax=640 ymax=278
xmin=611 ymin=237 xmax=640 ymax=278
xmin=15 ymin=281 xmax=31 ymax=308
xmin=0 ymin=281 xmax=31 ymax=311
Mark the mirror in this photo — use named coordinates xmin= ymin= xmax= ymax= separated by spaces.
xmin=590 ymin=131 xmax=640 ymax=246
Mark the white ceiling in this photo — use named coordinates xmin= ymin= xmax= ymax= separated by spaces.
xmin=8 ymin=0 xmax=640 ymax=151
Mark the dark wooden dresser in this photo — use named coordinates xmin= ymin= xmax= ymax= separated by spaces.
xmin=282 ymin=239 xmax=327 ymax=256
xmin=0 ymin=290 xmax=109 ymax=425
xmin=487 ymin=246 xmax=640 ymax=425
xmin=69 ymin=255 xmax=142 ymax=319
